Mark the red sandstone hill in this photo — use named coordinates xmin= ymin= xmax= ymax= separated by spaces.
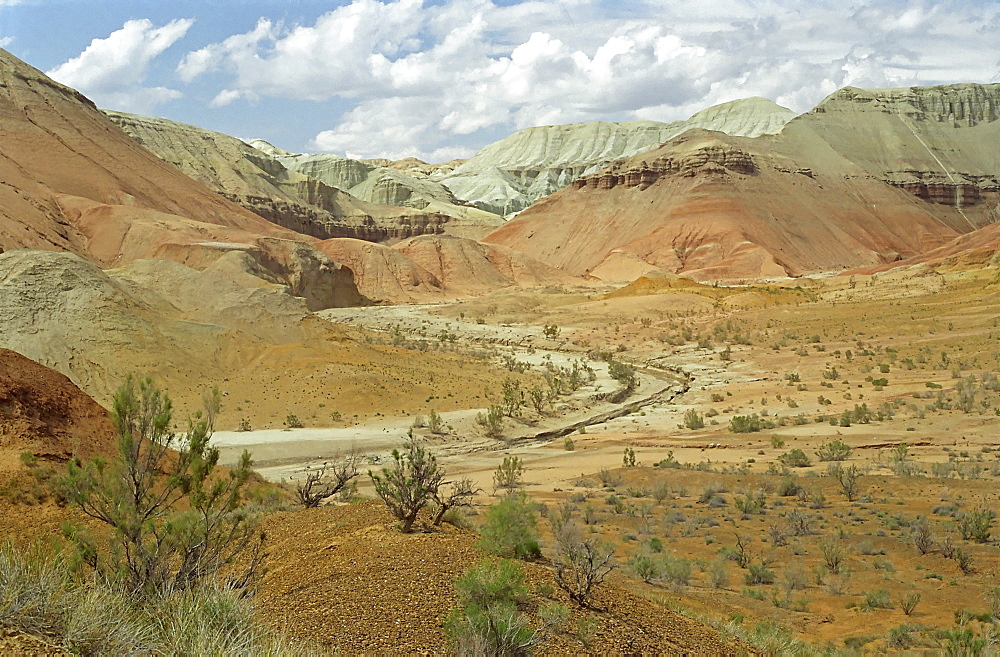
xmin=484 ymin=84 xmax=1000 ymax=283
xmin=0 ymin=349 xmax=115 ymax=461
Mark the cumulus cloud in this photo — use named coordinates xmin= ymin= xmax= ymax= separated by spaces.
xmin=47 ymin=18 xmax=192 ymax=113
xmin=178 ymin=0 xmax=1000 ymax=160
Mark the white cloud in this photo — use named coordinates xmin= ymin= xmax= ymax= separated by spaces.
xmin=47 ymin=18 xmax=192 ymax=113
xmin=179 ymin=0 xmax=1000 ymax=160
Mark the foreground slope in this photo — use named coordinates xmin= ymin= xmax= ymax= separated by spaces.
xmin=485 ymin=84 xmax=999 ymax=281
xmin=257 ymin=500 xmax=745 ymax=654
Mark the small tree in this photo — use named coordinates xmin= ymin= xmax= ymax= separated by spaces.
xmin=370 ymin=433 xmax=443 ymax=533
xmin=622 ymin=447 xmax=637 ymax=468
xmin=493 ymin=456 xmax=524 ymax=495
xmin=295 ymin=452 xmax=360 ymax=508
xmin=829 ymin=463 xmax=862 ymax=502
xmin=551 ymin=518 xmax=615 ymax=606
xmin=62 ymin=377 xmax=263 ymax=595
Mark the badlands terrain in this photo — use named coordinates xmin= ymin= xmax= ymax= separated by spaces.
xmin=1 ymin=43 xmax=1000 ymax=653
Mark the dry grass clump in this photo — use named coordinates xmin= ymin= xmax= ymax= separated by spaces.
xmin=0 ymin=542 xmax=312 ymax=655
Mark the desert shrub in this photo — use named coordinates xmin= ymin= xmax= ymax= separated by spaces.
xmin=745 ymin=560 xmax=776 ymax=586
xmin=660 ymin=555 xmax=693 ymax=591
xmin=476 ymin=405 xmax=505 ymax=439
xmin=622 ymin=447 xmax=637 ymax=467
xmin=0 ymin=542 xmax=306 ymax=655
xmin=284 ymin=413 xmax=304 ymax=428
xmin=631 ymin=553 xmax=659 ymax=584
xmin=370 ymin=433 xmax=443 ymax=533
xmin=899 ymin=592 xmax=921 ymax=616
xmin=816 ymin=440 xmax=851 ymax=462
xmin=729 ymin=414 xmax=772 ymax=433
xmin=550 ymin=515 xmax=615 ymax=606
xmin=829 ymin=463 xmax=862 ymax=502
xmin=862 ymin=589 xmax=893 ymax=611
xmin=432 ymin=478 xmax=479 ymax=526
xmin=478 ymin=493 xmax=541 ymax=560
xmin=708 ymin=558 xmax=729 ymax=589
xmin=957 ymin=506 xmax=995 ymax=543
xmin=911 ymin=515 xmax=936 ymax=555
xmin=563 ymin=437 xmax=575 ymax=451
xmin=596 ymin=468 xmax=623 ymax=487
xmin=953 ymin=548 xmax=975 ymax=574
xmin=734 ymin=490 xmax=766 ymax=516
xmin=62 ymin=377 xmax=263 ymax=595
xmin=493 ymin=456 xmax=524 ymax=495
xmin=778 ymin=449 xmax=811 ymax=468
xmin=682 ymin=409 xmax=704 ymax=430
xmin=776 ymin=477 xmax=800 ymax=497
xmin=295 ymin=453 xmax=360 ymax=508
xmin=427 ymin=409 xmax=446 ymax=434
xmin=607 ymin=359 xmax=638 ymax=390
xmin=819 ymin=538 xmax=845 ymax=574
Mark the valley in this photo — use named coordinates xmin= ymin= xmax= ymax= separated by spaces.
xmin=1 ymin=38 xmax=1000 ymax=654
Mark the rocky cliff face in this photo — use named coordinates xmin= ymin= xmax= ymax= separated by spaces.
xmin=439 ymin=98 xmax=795 ymax=216
xmin=790 ymin=83 xmax=1000 ymax=217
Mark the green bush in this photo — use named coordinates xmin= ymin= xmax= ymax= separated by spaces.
xmin=729 ymin=414 xmax=773 ymax=433
xmin=682 ymin=409 xmax=705 ymax=430
xmin=0 ymin=542 xmax=307 ymax=655
xmin=478 ymin=493 xmax=542 ymax=560
xmin=816 ymin=440 xmax=851 ymax=462
xmin=778 ymin=449 xmax=811 ymax=468
xmin=444 ymin=559 xmax=541 ymax=656
xmin=958 ymin=506 xmax=995 ymax=543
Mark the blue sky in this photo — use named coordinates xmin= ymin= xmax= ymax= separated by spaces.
xmin=2 ymin=0 xmax=998 ymax=161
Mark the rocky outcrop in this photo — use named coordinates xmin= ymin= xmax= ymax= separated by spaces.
xmin=572 ymin=141 xmax=756 ymax=191
xmin=484 ymin=118 xmax=986 ymax=283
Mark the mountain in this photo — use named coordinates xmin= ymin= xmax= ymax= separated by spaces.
xmin=106 ymin=111 xmax=479 ymax=242
xmin=786 ymin=84 xmax=1000 ymax=220
xmin=438 ymin=97 xmax=796 ymax=216
xmin=483 ymin=84 xmax=1000 ymax=282
xmin=0 ymin=48 xmax=363 ymax=310
xmin=262 ymin=147 xmax=502 ymax=238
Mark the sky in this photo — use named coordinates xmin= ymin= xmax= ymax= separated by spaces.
xmin=1 ymin=0 xmax=998 ymax=161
